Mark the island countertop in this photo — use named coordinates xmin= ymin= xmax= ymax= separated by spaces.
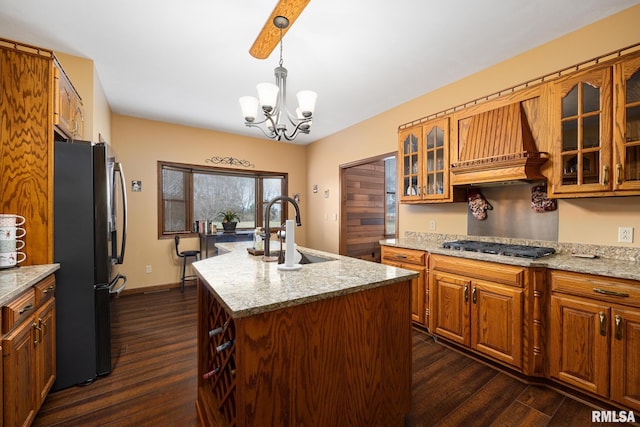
xmin=192 ymin=242 xmax=418 ymax=318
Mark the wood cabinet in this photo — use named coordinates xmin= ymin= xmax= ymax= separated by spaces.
xmin=429 ymin=255 xmax=547 ymax=375
xmin=197 ymin=278 xmax=412 ymax=427
xmin=550 ymin=52 xmax=640 ymax=197
xmin=0 ymin=38 xmax=55 ymax=265
xmin=381 ymin=246 xmax=428 ymax=327
xmin=2 ymin=274 xmax=56 ymax=427
xmin=431 ymin=268 xmax=524 ymax=369
xmin=54 ymin=57 xmax=84 ymax=140
xmin=549 ymin=270 xmax=640 ymax=411
xmin=398 ymin=117 xmax=461 ymax=203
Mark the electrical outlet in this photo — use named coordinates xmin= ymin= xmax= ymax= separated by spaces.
xmin=618 ymin=227 xmax=634 ymax=243
xmin=429 ymin=220 xmax=436 ymax=231
xmin=145 ymin=265 xmax=152 ymax=273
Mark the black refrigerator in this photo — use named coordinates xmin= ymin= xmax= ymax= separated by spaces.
xmin=53 ymin=140 xmax=127 ymax=391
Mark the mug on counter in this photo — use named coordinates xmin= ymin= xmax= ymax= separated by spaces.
xmin=0 ymin=227 xmax=26 ymax=240
xmin=0 ymin=251 xmax=26 ymax=268
xmin=0 ymin=214 xmax=25 ymax=227
xmin=0 ymin=239 xmax=25 ymax=252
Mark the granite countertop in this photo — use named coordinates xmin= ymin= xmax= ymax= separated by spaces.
xmin=381 ymin=234 xmax=640 ymax=282
xmin=0 ymin=264 xmax=60 ymax=306
xmin=192 ymin=242 xmax=418 ymax=318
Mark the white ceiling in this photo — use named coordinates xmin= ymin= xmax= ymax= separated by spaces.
xmin=1 ymin=1 xmax=638 ymax=144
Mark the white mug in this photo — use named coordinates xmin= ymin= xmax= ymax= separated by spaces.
xmin=0 ymin=214 xmax=25 ymax=227
xmin=0 ymin=251 xmax=26 ymax=268
xmin=0 ymin=239 xmax=25 ymax=252
xmin=0 ymin=227 xmax=26 ymax=240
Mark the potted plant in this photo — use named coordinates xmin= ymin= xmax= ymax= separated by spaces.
xmin=218 ymin=210 xmax=240 ymax=232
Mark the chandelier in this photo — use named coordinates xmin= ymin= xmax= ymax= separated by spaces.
xmin=239 ymin=16 xmax=317 ymax=142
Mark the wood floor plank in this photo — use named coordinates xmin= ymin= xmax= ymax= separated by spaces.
xmin=33 ymin=285 xmax=635 ymax=427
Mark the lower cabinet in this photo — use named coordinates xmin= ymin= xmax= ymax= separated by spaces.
xmin=381 ymin=246 xmax=429 ymax=327
xmin=549 ymin=270 xmax=640 ymax=411
xmin=432 ymin=269 xmax=523 ymax=369
xmin=2 ymin=275 xmax=56 ymax=427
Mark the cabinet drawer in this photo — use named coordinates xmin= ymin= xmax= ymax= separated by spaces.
xmin=2 ymin=289 xmax=36 ymax=334
xmin=430 ymin=254 xmax=525 ymax=287
xmin=34 ymin=275 xmax=56 ymax=305
xmin=381 ymin=246 xmax=427 ymax=266
xmin=550 ymin=270 xmax=640 ymax=307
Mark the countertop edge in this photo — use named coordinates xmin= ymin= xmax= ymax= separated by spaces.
xmin=0 ymin=264 xmax=60 ymax=306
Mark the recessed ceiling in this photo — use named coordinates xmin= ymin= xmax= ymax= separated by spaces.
xmin=1 ymin=0 xmax=638 ymax=144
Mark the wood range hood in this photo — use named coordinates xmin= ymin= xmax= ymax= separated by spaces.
xmin=451 ymin=102 xmax=548 ymax=185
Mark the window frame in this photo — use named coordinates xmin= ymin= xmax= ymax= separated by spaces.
xmin=157 ymin=161 xmax=288 ymax=239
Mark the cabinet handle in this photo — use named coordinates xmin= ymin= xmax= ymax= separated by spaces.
xmin=615 ymin=315 xmax=623 ymax=340
xmin=602 ymin=165 xmax=609 ymax=186
xmin=464 ymin=284 xmax=469 ymax=303
xmin=32 ymin=322 xmax=42 ymax=346
xmin=422 ymin=185 xmax=426 ymax=196
xmin=19 ymin=303 xmax=33 ymax=315
xmin=44 ymin=285 xmax=55 ymax=294
xmin=616 ymin=163 xmax=622 ymax=185
xmin=593 ymin=288 xmax=629 ymax=298
xmin=472 ymin=286 xmax=477 ymax=304
xmin=394 ymin=254 xmax=408 ymax=259
xmin=599 ymin=312 xmax=607 ymax=336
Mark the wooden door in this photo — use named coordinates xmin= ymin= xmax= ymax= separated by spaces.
xmin=433 ymin=272 xmax=470 ymax=345
xmin=2 ymin=318 xmax=36 ymax=427
xmin=549 ymin=295 xmax=610 ymax=397
xmin=611 ymin=307 xmax=640 ymax=411
xmin=341 ymin=161 xmax=386 ymax=261
xmin=471 ymin=282 xmax=523 ymax=368
xmin=35 ymin=298 xmax=56 ymax=407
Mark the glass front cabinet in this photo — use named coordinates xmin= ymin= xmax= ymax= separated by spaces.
xmin=398 ymin=117 xmax=452 ymax=203
xmin=551 ymin=53 xmax=640 ymax=196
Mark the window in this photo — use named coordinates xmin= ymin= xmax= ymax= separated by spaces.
xmin=158 ymin=161 xmax=287 ymax=237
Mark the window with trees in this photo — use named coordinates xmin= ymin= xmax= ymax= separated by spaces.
xmin=158 ymin=161 xmax=287 ymax=237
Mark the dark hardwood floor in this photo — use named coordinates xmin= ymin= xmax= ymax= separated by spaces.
xmin=33 ymin=286 xmax=631 ymax=426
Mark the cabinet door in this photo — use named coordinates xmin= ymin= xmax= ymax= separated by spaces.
xmin=422 ymin=117 xmax=450 ymax=200
xmin=613 ymin=55 xmax=640 ymax=191
xmin=398 ymin=127 xmax=422 ymax=202
xmin=550 ymin=67 xmax=613 ymax=195
xmin=471 ymin=282 xmax=523 ymax=368
xmin=2 ymin=317 xmax=36 ymax=427
xmin=549 ymin=295 xmax=610 ymax=397
xmin=433 ymin=272 xmax=470 ymax=345
xmin=610 ymin=307 xmax=640 ymax=411
xmin=35 ymin=298 xmax=56 ymax=407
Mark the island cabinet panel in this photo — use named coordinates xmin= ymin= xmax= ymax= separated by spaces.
xmin=197 ymin=279 xmax=412 ymax=427
xmin=610 ymin=307 xmax=640 ymax=410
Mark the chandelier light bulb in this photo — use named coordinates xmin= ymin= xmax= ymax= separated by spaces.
xmin=238 ymin=96 xmax=259 ymax=122
xmin=296 ymin=90 xmax=317 ymax=117
xmin=256 ymin=82 xmax=279 ymax=111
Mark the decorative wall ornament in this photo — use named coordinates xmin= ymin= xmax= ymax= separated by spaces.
xmin=205 ymin=156 xmax=255 ymax=168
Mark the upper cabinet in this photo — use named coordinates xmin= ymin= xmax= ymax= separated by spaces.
xmin=550 ymin=52 xmax=640 ymax=197
xmin=54 ymin=57 xmax=84 ymax=140
xmin=398 ymin=117 xmax=460 ymax=203
xmin=613 ymin=55 xmax=640 ymax=192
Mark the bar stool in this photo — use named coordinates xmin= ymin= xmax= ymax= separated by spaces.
xmin=174 ymin=235 xmax=201 ymax=292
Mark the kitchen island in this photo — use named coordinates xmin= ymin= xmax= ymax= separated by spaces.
xmin=192 ymin=242 xmax=417 ymax=427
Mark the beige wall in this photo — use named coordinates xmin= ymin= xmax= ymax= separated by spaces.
xmin=111 ymin=114 xmax=307 ymax=290
xmin=306 ymin=4 xmax=640 ymax=253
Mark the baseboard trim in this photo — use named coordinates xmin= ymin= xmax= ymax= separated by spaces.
xmin=120 ymin=281 xmax=197 ymax=296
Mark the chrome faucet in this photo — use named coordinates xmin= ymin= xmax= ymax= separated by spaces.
xmin=264 ymin=196 xmax=301 ymax=258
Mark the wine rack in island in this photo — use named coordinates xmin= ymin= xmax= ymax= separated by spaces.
xmin=198 ymin=287 xmax=237 ymax=426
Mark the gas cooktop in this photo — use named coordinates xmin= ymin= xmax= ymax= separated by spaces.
xmin=442 ymin=240 xmax=555 ymax=259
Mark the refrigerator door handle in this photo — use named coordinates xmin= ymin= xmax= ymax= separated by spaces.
xmin=109 ymin=273 xmax=127 ymax=296
xmin=114 ymin=161 xmax=127 ymax=264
